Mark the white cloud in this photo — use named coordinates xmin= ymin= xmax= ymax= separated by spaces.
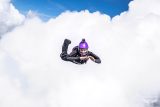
xmin=0 ymin=0 xmax=25 ymax=36
xmin=0 ymin=0 xmax=160 ymax=107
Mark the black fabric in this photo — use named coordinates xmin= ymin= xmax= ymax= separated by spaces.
xmin=60 ymin=40 xmax=101 ymax=64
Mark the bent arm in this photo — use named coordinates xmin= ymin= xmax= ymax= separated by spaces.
xmin=89 ymin=52 xmax=101 ymax=64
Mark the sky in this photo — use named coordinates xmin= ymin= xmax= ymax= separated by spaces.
xmin=12 ymin=0 xmax=133 ymax=19
xmin=1 ymin=0 xmax=160 ymax=107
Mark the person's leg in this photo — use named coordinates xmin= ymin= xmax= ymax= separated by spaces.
xmin=60 ymin=39 xmax=71 ymax=61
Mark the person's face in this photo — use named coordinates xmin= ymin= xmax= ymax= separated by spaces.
xmin=79 ymin=48 xmax=88 ymax=56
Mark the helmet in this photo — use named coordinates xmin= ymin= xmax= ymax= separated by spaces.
xmin=79 ymin=39 xmax=89 ymax=56
xmin=79 ymin=39 xmax=89 ymax=49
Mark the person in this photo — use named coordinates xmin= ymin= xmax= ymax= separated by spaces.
xmin=60 ymin=39 xmax=101 ymax=64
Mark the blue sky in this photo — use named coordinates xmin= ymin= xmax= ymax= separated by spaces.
xmin=12 ymin=0 xmax=133 ymax=20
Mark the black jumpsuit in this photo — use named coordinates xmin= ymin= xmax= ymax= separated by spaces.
xmin=60 ymin=40 xmax=101 ymax=64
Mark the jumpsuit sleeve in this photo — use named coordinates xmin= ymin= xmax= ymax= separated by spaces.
xmin=88 ymin=51 xmax=101 ymax=64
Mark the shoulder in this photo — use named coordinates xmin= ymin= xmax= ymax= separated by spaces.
xmin=88 ymin=51 xmax=93 ymax=55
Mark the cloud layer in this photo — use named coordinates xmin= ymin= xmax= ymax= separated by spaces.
xmin=0 ymin=0 xmax=160 ymax=107
xmin=0 ymin=0 xmax=25 ymax=36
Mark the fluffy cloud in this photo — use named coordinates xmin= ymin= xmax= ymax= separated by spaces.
xmin=0 ymin=0 xmax=25 ymax=36
xmin=0 ymin=0 xmax=160 ymax=107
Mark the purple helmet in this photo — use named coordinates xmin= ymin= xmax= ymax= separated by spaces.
xmin=79 ymin=39 xmax=89 ymax=49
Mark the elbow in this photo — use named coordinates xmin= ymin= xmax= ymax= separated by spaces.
xmin=95 ymin=59 xmax=101 ymax=64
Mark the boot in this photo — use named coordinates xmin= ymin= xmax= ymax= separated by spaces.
xmin=64 ymin=39 xmax=71 ymax=45
xmin=62 ymin=39 xmax=71 ymax=52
